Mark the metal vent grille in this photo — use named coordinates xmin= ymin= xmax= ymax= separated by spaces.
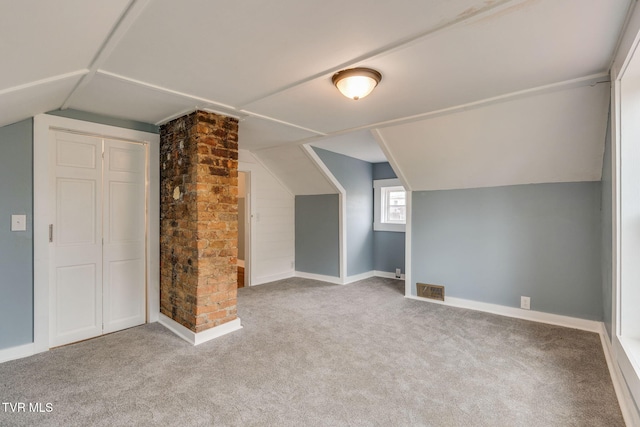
xmin=417 ymin=283 xmax=444 ymax=301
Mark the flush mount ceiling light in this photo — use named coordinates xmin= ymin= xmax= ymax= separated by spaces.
xmin=332 ymin=67 xmax=382 ymax=100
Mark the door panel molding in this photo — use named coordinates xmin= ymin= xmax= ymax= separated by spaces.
xmin=49 ymin=132 xmax=103 ymax=347
xmin=102 ymin=139 xmax=146 ymax=334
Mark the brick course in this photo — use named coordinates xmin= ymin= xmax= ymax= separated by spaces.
xmin=160 ymin=111 xmax=239 ymax=333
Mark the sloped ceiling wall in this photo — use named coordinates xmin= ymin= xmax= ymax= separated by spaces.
xmin=253 ymin=145 xmax=337 ymax=196
xmin=375 ymin=83 xmax=611 ymax=191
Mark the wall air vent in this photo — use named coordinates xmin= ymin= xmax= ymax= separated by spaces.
xmin=417 ymin=283 xmax=444 ymax=301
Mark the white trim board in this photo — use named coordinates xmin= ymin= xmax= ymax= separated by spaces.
xmin=158 ymin=313 xmax=242 ymax=346
xmin=295 ymin=271 xmax=343 ymax=285
xmin=252 ymin=271 xmax=295 ymax=286
xmin=374 ymin=271 xmax=405 ymax=280
xmin=0 ymin=70 xmax=89 ymax=97
xmin=0 ymin=343 xmax=35 ymax=364
xmin=601 ymin=327 xmax=640 ymax=427
xmin=403 ymin=191 xmax=413 ymax=297
xmin=614 ymin=337 xmax=640 ymax=417
xmin=295 ymin=270 xmax=379 ymax=285
xmin=344 ymin=271 xmax=376 ymax=284
xmin=612 ymin=12 xmax=640 ymax=417
xmin=405 ymin=295 xmax=602 ymax=333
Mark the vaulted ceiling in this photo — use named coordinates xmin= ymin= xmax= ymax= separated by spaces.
xmin=0 ymin=0 xmax=632 ymax=193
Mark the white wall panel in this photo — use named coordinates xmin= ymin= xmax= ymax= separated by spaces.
xmin=238 ymin=150 xmax=295 ymax=285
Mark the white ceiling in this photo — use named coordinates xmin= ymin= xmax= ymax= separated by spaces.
xmin=310 ymin=131 xmax=388 ymax=164
xmin=254 ymin=145 xmax=337 ymax=196
xmin=0 ymin=0 xmax=633 ymax=192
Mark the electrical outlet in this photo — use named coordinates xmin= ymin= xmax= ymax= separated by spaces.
xmin=11 ymin=214 xmax=26 ymax=231
xmin=520 ymin=296 xmax=531 ymax=310
xmin=395 ymin=268 xmax=401 ymax=278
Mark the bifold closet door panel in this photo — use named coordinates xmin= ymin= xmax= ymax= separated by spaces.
xmin=49 ymin=131 xmax=103 ymax=347
xmin=102 ymin=139 xmax=147 ymax=334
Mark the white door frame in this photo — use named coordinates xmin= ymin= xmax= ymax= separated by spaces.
xmin=33 ymin=114 xmax=160 ymax=353
xmin=238 ymin=169 xmax=254 ymax=286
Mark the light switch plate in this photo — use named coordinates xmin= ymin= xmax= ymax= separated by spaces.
xmin=11 ymin=214 xmax=26 ymax=231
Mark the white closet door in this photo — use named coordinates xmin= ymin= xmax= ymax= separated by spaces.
xmin=49 ymin=131 xmax=103 ymax=347
xmin=102 ymin=139 xmax=146 ymax=333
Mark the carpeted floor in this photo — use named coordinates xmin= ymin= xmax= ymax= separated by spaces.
xmin=0 ymin=277 xmax=624 ymax=426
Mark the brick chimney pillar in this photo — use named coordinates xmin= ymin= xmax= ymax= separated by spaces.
xmin=159 ymin=111 xmax=240 ymax=339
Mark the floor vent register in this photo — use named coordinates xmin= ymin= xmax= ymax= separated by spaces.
xmin=417 ymin=283 xmax=445 ymax=301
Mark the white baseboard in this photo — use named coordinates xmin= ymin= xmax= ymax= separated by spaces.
xmin=237 ymin=259 xmax=245 ymax=268
xmin=405 ymin=294 xmax=601 ymax=333
xmin=374 ymin=270 xmax=405 ymax=280
xmin=0 ymin=343 xmax=35 ymax=364
xmin=158 ymin=313 xmax=243 ymax=346
xmin=600 ymin=326 xmax=640 ymax=427
xmin=295 ymin=270 xmax=378 ymax=285
xmin=249 ymin=270 xmax=381 ymax=287
xmin=343 ymin=271 xmax=375 ymax=284
xmin=295 ymin=271 xmax=343 ymax=284
xmin=251 ymin=271 xmax=295 ymax=286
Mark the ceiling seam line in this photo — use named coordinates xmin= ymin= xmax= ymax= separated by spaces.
xmin=248 ymin=72 xmax=611 ymax=153
xmin=362 ymin=72 xmax=612 ymax=131
xmin=238 ymin=110 xmax=327 ymax=136
xmin=235 ymin=0 xmax=524 ymax=109
xmin=98 ymin=70 xmax=238 ymax=111
xmin=96 ymin=70 xmax=325 ymax=134
xmin=0 ymin=70 xmax=89 ymax=97
xmin=60 ymin=0 xmax=153 ymax=110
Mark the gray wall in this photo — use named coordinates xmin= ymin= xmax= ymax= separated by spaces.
xmin=601 ymin=114 xmax=613 ymax=338
xmin=373 ymin=162 xmax=397 ymax=180
xmin=372 ymin=162 xmax=405 ymax=274
xmin=0 ymin=119 xmax=34 ymax=350
xmin=295 ymin=194 xmax=340 ymax=277
xmin=412 ymin=182 xmax=603 ymax=320
xmin=314 ymin=148 xmax=374 ymax=276
xmin=374 ymin=231 xmax=405 ymax=274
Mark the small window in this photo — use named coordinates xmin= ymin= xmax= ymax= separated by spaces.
xmin=374 ymin=179 xmax=406 ymax=232
xmin=382 ymin=186 xmax=406 ymax=224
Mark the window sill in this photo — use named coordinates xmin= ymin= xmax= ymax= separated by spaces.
xmin=374 ymin=223 xmax=405 ymax=233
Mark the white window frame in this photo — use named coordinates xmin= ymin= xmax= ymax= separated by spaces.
xmin=374 ymin=178 xmax=406 ymax=232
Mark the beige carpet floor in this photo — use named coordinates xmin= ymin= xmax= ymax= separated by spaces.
xmin=0 ymin=277 xmax=624 ymax=426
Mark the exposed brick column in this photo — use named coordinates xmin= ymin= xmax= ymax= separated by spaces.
xmin=160 ymin=110 xmax=239 ymax=333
